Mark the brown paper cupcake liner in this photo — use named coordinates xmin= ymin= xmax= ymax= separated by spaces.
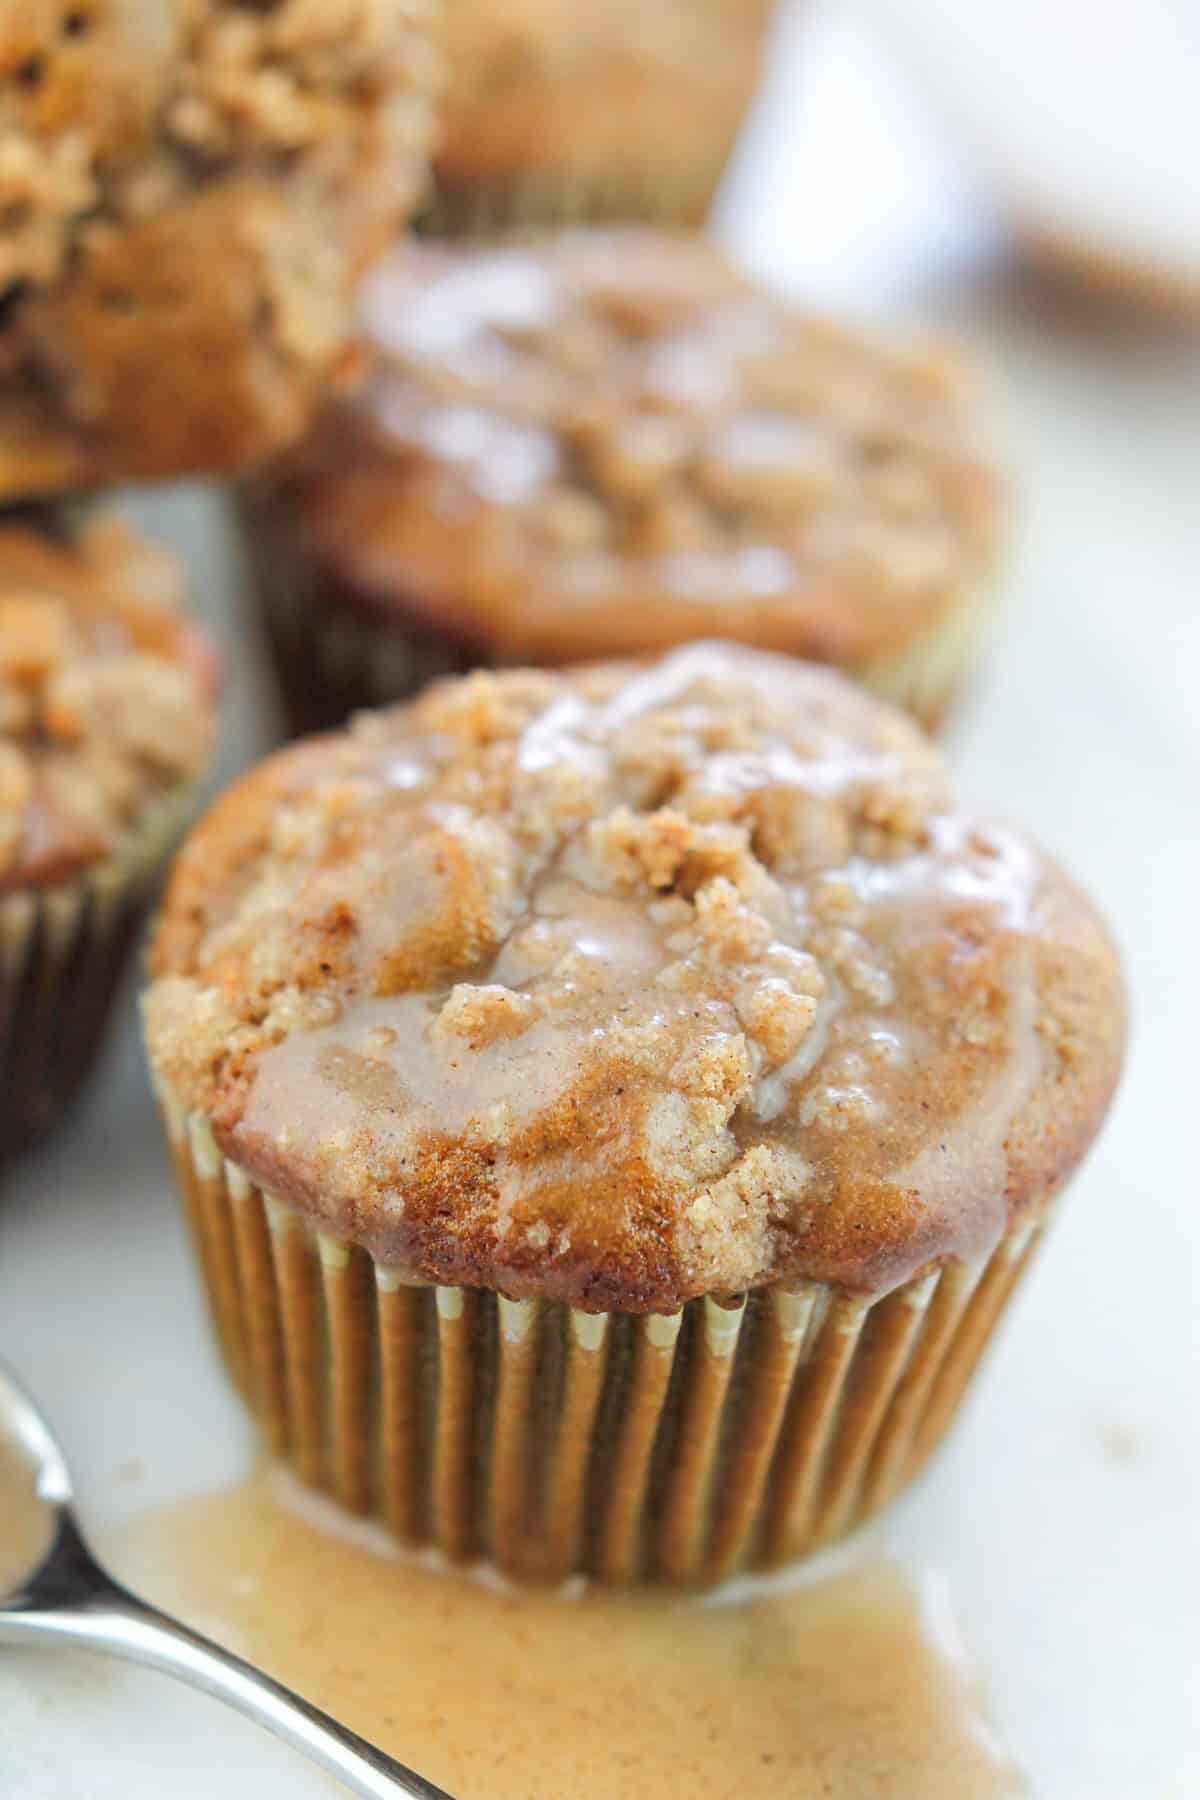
xmin=243 ymin=506 xmax=989 ymax=739
xmin=0 ymin=786 xmax=196 ymax=1166
xmin=237 ymin=502 xmax=472 ymax=737
xmin=417 ymin=155 xmax=735 ymax=239
xmin=158 ymin=1091 xmax=1051 ymax=1584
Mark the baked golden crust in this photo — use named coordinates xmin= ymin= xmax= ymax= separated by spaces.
xmin=0 ymin=0 xmax=441 ymax=497
xmin=253 ymin=230 xmax=1002 ymax=674
xmin=432 ymin=0 xmax=773 ymax=225
xmin=145 ymin=646 xmax=1123 ymax=1310
xmin=0 ymin=510 xmax=217 ymax=892
xmin=1020 ymin=223 xmax=1200 ymax=322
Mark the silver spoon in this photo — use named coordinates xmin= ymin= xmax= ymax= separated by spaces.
xmin=0 ymin=1362 xmax=454 ymax=1799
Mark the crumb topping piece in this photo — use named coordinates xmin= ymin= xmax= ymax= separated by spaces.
xmin=265 ymin=230 xmax=1002 ymax=665
xmin=146 ymin=645 xmax=1123 ymax=1309
xmin=0 ymin=513 xmax=216 ymax=891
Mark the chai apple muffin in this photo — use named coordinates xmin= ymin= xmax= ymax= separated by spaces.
xmin=427 ymin=0 xmax=775 ymax=232
xmin=0 ymin=0 xmax=441 ymax=500
xmin=0 ymin=509 xmax=217 ymax=1164
xmin=240 ymin=229 xmax=1003 ymax=736
xmin=143 ymin=644 xmax=1123 ymax=1583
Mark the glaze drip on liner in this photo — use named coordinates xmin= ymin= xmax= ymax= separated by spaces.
xmin=144 ymin=644 xmax=1125 ymax=1310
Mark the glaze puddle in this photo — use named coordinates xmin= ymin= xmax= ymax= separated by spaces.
xmin=100 ymin=1471 xmax=1027 ymax=1798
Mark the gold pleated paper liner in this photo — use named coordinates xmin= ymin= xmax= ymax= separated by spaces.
xmin=159 ymin=1091 xmax=1050 ymax=1585
xmin=0 ymin=787 xmax=196 ymax=1167
xmin=240 ymin=486 xmax=990 ymax=740
xmin=416 ymin=9 xmax=769 ymax=242
xmin=849 ymin=580 xmax=992 ymax=734
xmin=416 ymin=154 xmax=738 ymax=240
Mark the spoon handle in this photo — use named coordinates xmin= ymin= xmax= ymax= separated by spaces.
xmin=0 ymin=1521 xmax=453 ymax=1800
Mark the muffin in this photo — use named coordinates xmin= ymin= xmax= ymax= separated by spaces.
xmin=240 ymin=229 xmax=1003 ymax=737
xmin=427 ymin=0 xmax=775 ymax=231
xmin=0 ymin=508 xmax=217 ymax=1164
xmin=0 ymin=0 xmax=441 ymax=500
xmin=143 ymin=644 xmax=1123 ymax=1584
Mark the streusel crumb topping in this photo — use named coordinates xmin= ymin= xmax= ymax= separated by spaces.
xmin=0 ymin=0 xmax=441 ymax=490
xmin=265 ymin=230 xmax=1002 ymax=666
xmin=0 ymin=0 xmax=438 ymax=291
xmin=0 ymin=514 xmax=216 ymax=892
xmin=146 ymin=645 xmax=1122 ymax=1308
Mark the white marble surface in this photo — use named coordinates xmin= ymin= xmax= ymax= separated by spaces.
xmin=2 ymin=6 xmax=1198 ymax=1795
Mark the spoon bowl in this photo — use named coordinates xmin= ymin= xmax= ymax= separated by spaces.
xmin=0 ymin=1361 xmax=454 ymax=1800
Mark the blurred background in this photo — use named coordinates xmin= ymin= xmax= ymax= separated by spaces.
xmin=2 ymin=2 xmax=1198 ymax=1794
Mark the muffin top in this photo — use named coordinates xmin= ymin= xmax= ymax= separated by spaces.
xmin=0 ymin=514 xmax=217 ymax=894
xmin=0 ymin=0 xmax=441 ymax=496
xmin=146 ymin=646 xmax=1122 ymax=1310
xmin=259 ymin=230 xmax=1001 ymax=668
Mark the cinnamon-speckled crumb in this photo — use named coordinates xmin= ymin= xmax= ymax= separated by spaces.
xmin=431 ymin=0 xmax=774 ymax=226
xmin=145 ymin=645 xmax=1123 ymax=1309
xmin=0 ymin=0 xmax=441 ymax=496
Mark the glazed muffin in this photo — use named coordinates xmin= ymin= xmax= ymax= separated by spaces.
xmin=0 ymin=0 xmax=441 ymax=500
xmin=241 ymin=230 xmax=1002 ymax=737
xmin=428 ymin=0 xmax=775 ymax=231
xmin=0 ymin=509 xmax=216 ymax=1163
xmin=143 ymin=644 xmax=1123 ymax=1584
